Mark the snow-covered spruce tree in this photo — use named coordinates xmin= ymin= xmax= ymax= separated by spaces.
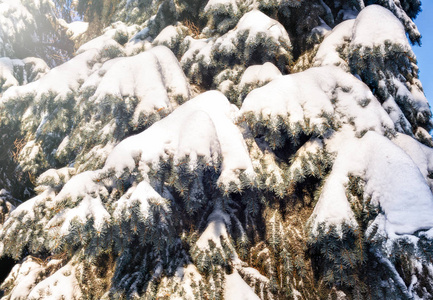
xmin=1 ymin=0 xmax=433 ymax=299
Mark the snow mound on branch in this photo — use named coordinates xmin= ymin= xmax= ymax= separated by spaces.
xmin=22 ymin=57 xmax=50 ymax=81
xmin=224 ymin=270 xmax=260 ymax=300
xmin=171 ymin=264 xmax=203 ymax=299
xmin=59 ymin=19 xmax=89 ymax=40
xmin=54 ymin=171 xmax=108 ymax=204
xmin=113 ymin=180 xmax=161 ymax=222
xmin=47 ymin=192 xmax=110 ymax=237
xmin=26 ymin=259 xmax=82 ymax=300
xmin=87 ymin=45 xmax=190 ymax=124
xmin=196 ymin=209 xmax=230 ymax=250
xmin=392 ymin=133 xmax=433 ymax=190
xmin=287 ymin=137 xmax=327 ymax=183
xmin=180 ymin=37 xmax=211 ymax=66
xmin=0 ymin=188 xmax=56 ymax=258
xmin=105 ymin=90 xmax=254 ymax=187
xmin=204 ymin=0 xmax=240 ymax=14
xmin=77 ymin=21 xmax=139 ymax=55
xmin=153 ymin=24 xmax=187 ymax=48
xmin=343 ymin=5 xmax=432 ymax=139
xmin=351 ymin=5 xmax=409 ymax=51
xmin=239 ymin=62 xmax=282 ymax=88
xmin=0 ymin=257 xmax=45 ymax=299
xmin=36 ymin=167 xmax=76 ymax=188
xmin=2 ymin=49 xmax=98 ymax=104
xmin=0 ymin=256 xmax=82 ymax=300
xmin=310 ymin=129 xmax=433 ymax=236
xmin=181 ymin=10 xmax=291 ymax=83
xmin=215 ymin=9 xmax=291 ymax=54
xmin=313 ymin=19 xmax=355 ymax=69
xmin=240 ymin=66 xmax=393 ymax=145
xmin=0 ymin=57 xmax=49 ymax=94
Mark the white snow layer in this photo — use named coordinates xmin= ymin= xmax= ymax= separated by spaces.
xmin=313 ymin=19 xmax=355 ymax=69
xmin=216 ymin=9 xmax=291 ymax=53
xmin=224 ymin=270 xmax=260 ymax=300
xmin=204 ymin=0 xmax=240 ymax=14
xmin=2 ymin=256 xmax=82 ymax=300
xmin=2 ymin=257 xmax=46 ymax=299
xmin=153 ymin=25 xmax=180 ymax=45
xmin=181 ymin=9 xmax=291 ymax=71
xmin=392 ymin=133 xmax=433 ymax=190
xmin=105 ymin=90 xmax=254 ymax=186
xmin=27 ymin=259 xmax=82 ymax=300
xmin=58 ymin=19 xmax=89 ymax=40
xmin=1 ymin=48 xmax=98 ymax=104
xmin=20 ymin=91 xmax=254 ymax=237
xmin=240 ymin=66 xmax=393 ymax=137
xmin=86 ymin=45 xmax=190 ymax=123
xmin=311 ymin=129 xmax=433 ymax=236
xmin=315 ymin=5 xmax=413 ymax=69
xmin=351 ymin=5 xmax=409 ymax=50
xmin=196 ymin=209 xmax=230 ymax=250
xmin=113 ymin=180 xmax=161 ymax=222
xmin=239 ymin=62 xmax=282 ymax=87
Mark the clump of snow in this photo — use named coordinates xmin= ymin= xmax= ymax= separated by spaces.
xmin=0 ymin=56 xmax=49 ymax=94
xmin=58 ymin=19 xmax=89 ymax=40
xmin=76 ymin=21 xmax=138 ymax=56
xmin=113 ymin=180 xmax=161 ymax=223
xmin=224 ymin=270 xmax=260 ymax=300
xmin=27 ymin=259 xmax=82 ymax=300
xmin=172 ymin=264 xmax=203 ymax=299
xmin=215 ymin=9 xmax=291 ymax=57
xmin=310 ymin=128 xmax=433 ymax=236
xmin=0 ymin=188 xmax=54 ymax=258
xmin=0 ymin=255 xmax=82 ymax=300
xmin=36 ymin=167 xmax=76 ymax=189
xmin=239 ymin=62 xmax=282 ymax=88
xmin=0 ymin=257 xmax=45 ymax=299
xmin=196 ymin=209 xmax=230 ymax=250
xmin=345 ymin=5 xmax=431 ymax=139
xmin=313 ymin=19 xmax=355 ymax=69
xmin=392 ymin=133 xmax=433 ymax=191
xmin=88 ymin=45 xmax=190 ymax=124
xmin=181 ymin=10 xmax=291 ymax=84
xmin=47 ymin=193 xmax=110 ymax=237
xmin=240 ymin=66 xmax=393 ymax=142
xmin=287 ymin=137 xmax=327 ymax=183
xmin=22 ymin=57 xmax=50 ymax=81
xmin=180 ymin=37 xmax=211 ymax=66
xmin=153 ymin=24 xmax=187 ymax=47
xmin=350 ymin=5 xmax=409 ymax=51
xmin=2 ymin=48 xmax=98 ymax=104
xmin=54 ymin=46 xmax=191 ymax=172
xmin=204 ymin=0 xmax=240 ymax=15
xmin=0 ymin=57 xmax=19 ymax=91
xmin=105 ymin=91 xmax=254 ymax=187
xmin=54 ymin=171 xmax=108 ymax=205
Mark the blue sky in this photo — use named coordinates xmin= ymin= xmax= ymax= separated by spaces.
xmin=413 ymin=1 xmax=433 ymax=106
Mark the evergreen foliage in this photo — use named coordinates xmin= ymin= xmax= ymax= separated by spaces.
xmin=0 ymin=0 xmax=433 ymax=299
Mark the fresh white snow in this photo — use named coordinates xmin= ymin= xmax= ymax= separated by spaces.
xmin=311 ymin=128 xmax=433 ymax=236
